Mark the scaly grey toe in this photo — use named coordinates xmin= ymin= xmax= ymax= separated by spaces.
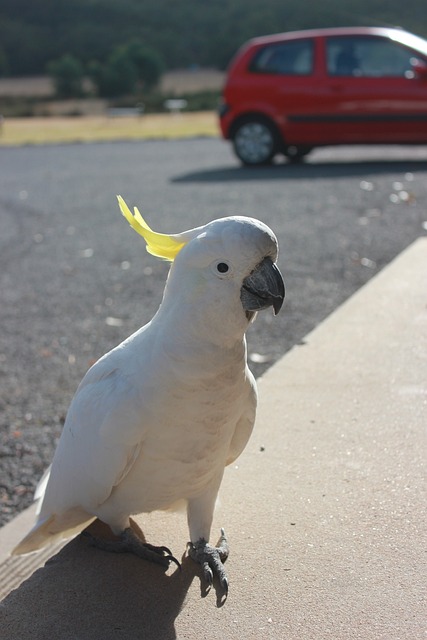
xmin=188 ymin=528 xmax=229 ymax=593
xmin=83 ymin=527 xmax=180 ymax=568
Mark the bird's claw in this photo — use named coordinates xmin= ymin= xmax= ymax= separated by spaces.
xmin=204 ymin=563 xmax=213 ymax=585
xmin=143 ymin=542 xmax=181 ymax=568
xmin=188 ymin=528 xmax=229 ymax=594
xmin=82 ymin=527 xmax=181 ymax=569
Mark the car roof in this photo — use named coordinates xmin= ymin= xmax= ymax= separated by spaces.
xmin=246 ymin=27 xmax=427 ymax=56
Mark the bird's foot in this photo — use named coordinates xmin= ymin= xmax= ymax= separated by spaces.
xmin=83 ymin=526 xmax=181 ymax=569
xmin=188 ymin=528 xmax=229 ymax=593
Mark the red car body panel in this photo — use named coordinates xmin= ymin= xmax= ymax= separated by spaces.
xmin=220 ymin=27 xmax=427 ymax=153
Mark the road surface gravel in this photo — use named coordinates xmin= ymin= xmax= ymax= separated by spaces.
xmin=1 ymin=138 xmax=426 ymax=526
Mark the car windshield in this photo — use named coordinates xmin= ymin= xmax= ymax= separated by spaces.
xmin=390 ymin=30 xmax=427 ymax=57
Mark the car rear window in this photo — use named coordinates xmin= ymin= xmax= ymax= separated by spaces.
xmin=249 ymin=38 xmax=314 ymax=75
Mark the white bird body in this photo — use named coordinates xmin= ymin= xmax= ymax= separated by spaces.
xmin=13 ymin=210 xmax=283 ymax=567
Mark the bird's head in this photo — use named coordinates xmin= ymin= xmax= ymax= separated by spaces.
xmin=118 ymin=197 xmax=284 ymax=337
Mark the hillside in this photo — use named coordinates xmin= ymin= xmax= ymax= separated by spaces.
xmin=0 ymin=0 xmax=426 ymax=76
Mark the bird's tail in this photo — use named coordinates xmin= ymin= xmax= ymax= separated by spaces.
xmin=12 ymin=509 xmax=96 ymax=555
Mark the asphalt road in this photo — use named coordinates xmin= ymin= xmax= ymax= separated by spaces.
xmin=1 ymin=138 xmax=426 ymax=527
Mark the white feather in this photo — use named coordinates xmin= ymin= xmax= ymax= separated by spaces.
xmin=13 ymin=215 xmax=279 ymax=555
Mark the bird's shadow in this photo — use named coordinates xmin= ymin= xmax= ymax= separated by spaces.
xmin=0 ymin=519 xmax=224 ymax=639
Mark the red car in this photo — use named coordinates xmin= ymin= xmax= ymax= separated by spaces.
xmin=219 ymin=27 xmax=427 ymax=165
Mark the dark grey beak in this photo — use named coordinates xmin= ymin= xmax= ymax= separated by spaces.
xmin=240 ymin=256 xmax=285 ymax=316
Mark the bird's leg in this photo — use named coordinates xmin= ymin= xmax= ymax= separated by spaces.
xmin=187 ymin=488 xmax=229 ymax=592
xmin=83 ymin=526 xmax=180 ymax=569
xmin=188 ymin=527 xmax=229 ymax=593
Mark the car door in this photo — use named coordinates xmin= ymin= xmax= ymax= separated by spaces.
xmin=318 ymin=34 xmax=427 ymax=144
xmin=244 ymin=37 xmax=320 ymax=139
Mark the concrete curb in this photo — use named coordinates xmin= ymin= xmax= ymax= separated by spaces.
xmin=0 ymin=238 xmax=426 ymax=639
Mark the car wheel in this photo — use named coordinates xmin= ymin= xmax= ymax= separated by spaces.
xmin=232 ymin=119 xmax=278 ymax=166
xmin=284 ymin=145 xmax=312 ymax=163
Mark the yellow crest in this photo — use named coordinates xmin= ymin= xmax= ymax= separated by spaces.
xmin=117 ymin=196 xmax=186 ymax=261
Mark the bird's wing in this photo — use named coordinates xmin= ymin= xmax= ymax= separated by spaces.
xmin=14 ymin=355 xmax=151 ymax=554
xmin=226 ymin=372 xmax=257 ymax=466
xmin=40 ymin=359 xmax=148 ymax=515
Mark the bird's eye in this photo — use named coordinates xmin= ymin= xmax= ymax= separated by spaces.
xmin=217 ymin=262 xmax=229 ymax=274
xmin=211 ymin=260 xmax=232 ymax=278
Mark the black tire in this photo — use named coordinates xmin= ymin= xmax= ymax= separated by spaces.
xmin=232 ymin=118 xmax=279 ymax=166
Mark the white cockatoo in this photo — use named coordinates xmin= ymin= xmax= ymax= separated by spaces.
xmin=13 ymin=197 xmax=285 ymax=592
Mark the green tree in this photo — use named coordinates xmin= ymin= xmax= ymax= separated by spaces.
xmin=0 ymin=47 xmax=8 ymax=76
xmin=47 ymin=54 xmax=84 ymax=98
xmin=89 ymin=41 xmax=164 ymax=98
xmin=126 ymin=41 xmax=164 ymax=91
xmin=88 ymin=46 xmax=138 ymax=97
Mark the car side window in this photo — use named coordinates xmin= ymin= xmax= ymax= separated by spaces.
xmin=250 ymin=39 xmax=314 ymax=75
xmin=327 ymin=36 xmax=422 ymax=78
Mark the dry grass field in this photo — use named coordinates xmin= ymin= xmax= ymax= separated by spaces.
xmin=0 ymin=112 xmax=220 ymax=145
xmin=0 ymin=70 xmax=224 ymax=145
